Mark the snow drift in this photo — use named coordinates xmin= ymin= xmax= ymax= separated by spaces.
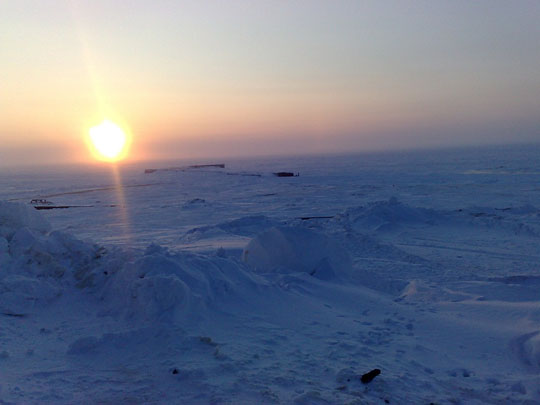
xmin=100 ymin=245 xmax=261 ymax=322
xmin=0 ymin=200 xmax=51 ymax=239
xmin=242 ymin=226 xmax=352 ymax=279
xmin=0 ymin=202 xmax=261 ymax=322
xmin=0 ymin=202 xmax=104 ymax=315
xmin=344 ymin=197 xmax=439 ymax=232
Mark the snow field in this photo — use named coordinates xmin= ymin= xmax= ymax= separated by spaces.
xmin=2 ymin=147 xmax=540 ymax=403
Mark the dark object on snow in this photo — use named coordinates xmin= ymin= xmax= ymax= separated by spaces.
xmin=2 ymin=312 xmax=26 ymax=318
xmin=299 ymin=216 xmax=334 ymax=220
xmin=361 ymin=368 xmax=381 ymax=384
xmin=34 ymin=205 xmax=70 ymax=210
xmin=33 ymin=205 xmax=93 ymax=210
xmin=172 ymin=368 xmax=179 ymax=375
xmin=189 ymin=164 xmax=225 ymax=169
xmin=273 ymin=172 xmax=298 ymax=177
xmin=199 ymin=336 xmax=217 ymax=346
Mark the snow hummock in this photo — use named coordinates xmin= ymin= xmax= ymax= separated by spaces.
xmin=523 ymin=332 xmax=540 ymax=368
xmin=0 ymin=204 xmax=126 ymax=317
xmin=100 ymin=246 xmax=260 ymax=323
xmin=0 ymin=200 xmax=51 ymax=238
xmin=344 ymin=197 xmax=439 ymax=232
xmin=242 ymin=226 xmax=351 ymax=279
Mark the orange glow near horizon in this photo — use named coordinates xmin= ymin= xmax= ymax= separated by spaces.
xmin=87 ymin=119 xmax=131 ymax=162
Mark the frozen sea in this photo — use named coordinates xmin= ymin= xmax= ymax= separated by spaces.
xmin=1 ymin=144 xmax=540 ymax=404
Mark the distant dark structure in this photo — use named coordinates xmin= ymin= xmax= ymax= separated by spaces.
xmin=30 ymin=198 xmax=92 ymax=210
xmin=145 ymin=164 xmax=225 ymax=174
xmin=30 ymin=199 xmax=53 ymax=206
xmin=273 ymin=172 xmax=299 ymax=177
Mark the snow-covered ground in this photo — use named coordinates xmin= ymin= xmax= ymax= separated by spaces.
xmin=1 ymin=144 xmax=540 ymax=404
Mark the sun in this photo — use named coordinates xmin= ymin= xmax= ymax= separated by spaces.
xmin=87 ymin=120 xmax=130 ymax=162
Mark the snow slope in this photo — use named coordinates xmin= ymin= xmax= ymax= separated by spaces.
xmin=2 ymin=145 xmax=540 ymax=404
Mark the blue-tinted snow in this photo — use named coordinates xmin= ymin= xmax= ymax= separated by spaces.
xmin=1 ymin=144 xmax=540 ymax=403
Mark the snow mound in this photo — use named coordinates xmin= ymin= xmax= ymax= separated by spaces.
xmin=218 ymin=215 xmax=282 ymax=236
xmin=101 ymin=247 xmax=260 ymax=322
xmin=512 ymin=331 xmax=540 ymax=369
xmin=0 ymin=202 xmax=100 ymax=278
xmin=182 ymin=198 xmax=209 ymax=209
xmin=0 ymin=201 xmax=51 ymax=238
xmin=0 ymin=275 xmax=61 ymax=315
xmin=0 ymin=201 xmax=262 ymax=322
xmin=523 ymin=332 xmax=540 ymax=368
xmin=345 ymin=197 xmax=439 ymax=232
xmin=6 ymin=227 xmax=103 ymax=280
xmin=0 ymin=201 xmax=105 ymax=314
xmin=460 ymin=206 xmax=540 ymax=237
xmin=396 ymin=280 xmax=476 ymax=303
xmin=242 ymin=226 xmax=352 ymax=279
xmin=330 ymin=226 xmax=426 ymax=265
xmin=182 ymin=215 xmax=282 ymax=242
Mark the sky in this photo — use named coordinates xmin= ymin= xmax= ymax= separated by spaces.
xmin=1 ymin=0 xmax=539 ymax=166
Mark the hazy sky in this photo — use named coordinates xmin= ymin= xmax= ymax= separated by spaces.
xmin=1 ymin=1 xmax=539 ymax=165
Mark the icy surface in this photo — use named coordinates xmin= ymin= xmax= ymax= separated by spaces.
xmin=1 ymin=145 xmax=540 ymax=403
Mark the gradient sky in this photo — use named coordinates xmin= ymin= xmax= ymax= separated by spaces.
xmin=1 ymin=1 xmax=539 ymax=166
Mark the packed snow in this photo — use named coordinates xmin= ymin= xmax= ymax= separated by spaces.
xmin=1 ymin=145 xmax=540 ymax=404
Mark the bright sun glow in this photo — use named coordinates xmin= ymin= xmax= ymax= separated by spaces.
xmin=88 ymin=120 xmax=130 ymax=162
